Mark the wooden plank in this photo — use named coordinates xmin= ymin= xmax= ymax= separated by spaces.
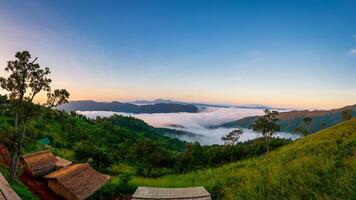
xmin=0 ymin=172 xmax=21 ymax=200
xmin=132 ymin=186 xmax=212 ymax=199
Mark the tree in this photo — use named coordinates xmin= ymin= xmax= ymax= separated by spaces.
xmin=303 ymin=117 xmax=312 ymax=127
xmin=320 ymin=122 xmax=326 ymax=129
xmin=0 ymin=51 xmax=69 ymax=179
xmin=251 ymin=109 xmax=280 ymax=158
xmin=222 ymin=129 xmax=243 ymax=162
xmin=132 ymin=140 xmax=168 ymax=176
xmin=303 ymin=117 xmax=312 ymax=134
xmin=294 ymin=117 xmax=313 ymax=135
xmin=341 ymin=109 xmax=353 ymax=121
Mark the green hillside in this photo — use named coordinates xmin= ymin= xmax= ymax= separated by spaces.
xmin=217 ymin=104 xmax=356 ymax=134
xmin=132 ymin=118 xmax=356 ymax=199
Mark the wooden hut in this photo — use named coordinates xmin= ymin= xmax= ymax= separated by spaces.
xmin=44 ymin=163 xmax=110 ymax=200
xmin=20 ymin=150 xmax=57 ymax=177
xmin=132 ymin=186 xmax=212 ymax=200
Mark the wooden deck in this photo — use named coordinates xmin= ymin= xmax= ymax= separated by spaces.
xmin=0 ymin=172 xmax=21 ymax=200
xmin=132 ymin=186 xmax=212 ymax=200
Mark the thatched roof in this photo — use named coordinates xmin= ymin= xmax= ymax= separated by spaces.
xmin=132 ymin=186 xmax=212 ymax=200
xmin=21 ymin=150 xmax=57 ymax=172
xmin=0 ymin=172 xmax=21 ymax=200
xmin=45 ymin=163 xmax=110 ymax=200
xmin=55 ymin=156 xmax=72 ymax=168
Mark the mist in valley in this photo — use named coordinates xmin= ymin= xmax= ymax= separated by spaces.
xmin=79 ymin=107 xmax=300 ymax=145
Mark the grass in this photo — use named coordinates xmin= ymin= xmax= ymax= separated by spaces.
xmin=131 ymin=118 xmax=356 ymax=199
xmin=0 ymin=165 xmax=39 ymax=200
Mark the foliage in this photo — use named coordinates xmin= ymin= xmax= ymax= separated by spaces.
xmin=132 ymin=119 xmax=356 ymax=200
xmin=251 ymin=109 xmax=280 ymax=157
xmin=222 ymin=129 xmax=243 ymax=145
xmin=294 ymin=117 xmax=313 ymax=135
xmin=0 ymin=100 xmax=291 ymax=198
xmin=342 ymin=109 xmax=353 ymax=121
xmin=173 ymin=137 xmax=289 ymax=173
xmin=222 ymin=129 xmax=243 ymax=162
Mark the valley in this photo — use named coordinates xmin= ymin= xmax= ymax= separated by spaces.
xmin=77 ymin=105 xmax=300 ymax=145
xmin=1 ymin=1 xmax=356 ymax=199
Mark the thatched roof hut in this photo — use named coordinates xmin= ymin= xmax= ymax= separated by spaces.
xmin=21 ymin=150 xmax=57 ymax=177
xmin=45 ymin=163 xmax=110 ymax=200
xmin=0 ymin=172 xmax=21 ymax=200
xmin=132 ymin=186 xmax=212 ymax=200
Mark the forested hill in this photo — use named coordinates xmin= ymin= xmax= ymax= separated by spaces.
xmin=58 ymin=100 xmax=200 ymax=113
xmin=216 ymin=104 xmax=356 ymax=133
xmin=0 ymin=98 xmax=291 ymax=199
xmin=133 ymin=118 xmax=356 ymax=199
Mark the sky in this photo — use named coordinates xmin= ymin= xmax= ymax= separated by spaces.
xmin=0 ymin=0 xmax=355 ymax=109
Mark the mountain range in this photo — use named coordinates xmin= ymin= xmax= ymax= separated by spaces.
xmin=58 ymin=100 xmax=200 ymax=114
xmin=58 ymin=99 xmax=278 ymax=114
xmin=129 ymin=98 xmax=276 ymax=109
xmin=215 ymin=104 xmax=356 ymax=133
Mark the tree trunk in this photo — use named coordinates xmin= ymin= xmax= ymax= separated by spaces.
xmin=10 ymin=153 xmax=20 ymax=179
xmin=11 ymin=117 xmax=30 ymax=180
xmin=10 ymin=104 xmax=28 ymax=180
xmin=265 ymin=137 xmax=269 ymax=159
xmin=10 ymin=107 xmax=19 ymax=180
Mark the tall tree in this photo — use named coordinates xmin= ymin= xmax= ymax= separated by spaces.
xmin=0 ymin=51 xmax=69 ymax=179
xmin=251 ymin=109 xmax=280 ymax=158
xmin=222 ymin=129 xmax=243 ymax=162
xmin=341 ymin=109 xmax=353 ymax=121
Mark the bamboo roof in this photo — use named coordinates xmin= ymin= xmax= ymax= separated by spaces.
xmin=45 ymin=163 xmax=110 ymax=200
xmin=55 ymin=156 xmax=72 ymax=168
xmin=21 ymin=150 xmax=57 ymax=172
xmin=132 ymin=186 xmax=212 ymax=200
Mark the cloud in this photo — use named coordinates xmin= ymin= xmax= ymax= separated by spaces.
xmin=333 ymin=89 xmax=356 ymax=95
xmin=78 ymin=108 xmax=299 ymax=145
xmin=353 ymin=35 xmax=356 ymax=39
xmin=80 ymin=107 xmax=264 ymax=129
xmin=348 ymin=49 xmax=356 ymax=57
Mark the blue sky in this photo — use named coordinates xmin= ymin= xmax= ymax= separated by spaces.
xmin=0 ymin=0 xmax=355 ymax=109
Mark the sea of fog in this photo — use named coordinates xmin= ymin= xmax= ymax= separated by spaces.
xmin=78 ymin=107 xmax=300 ymax=145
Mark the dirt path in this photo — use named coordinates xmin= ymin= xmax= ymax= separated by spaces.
xmin=0 ymin=145 xmax=11 ymax=166
xmin=20 ymin=173 xmax=63 ymax=200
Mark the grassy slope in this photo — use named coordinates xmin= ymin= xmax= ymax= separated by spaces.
xmin=132 ymin=118 xmax=356 ymax=199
